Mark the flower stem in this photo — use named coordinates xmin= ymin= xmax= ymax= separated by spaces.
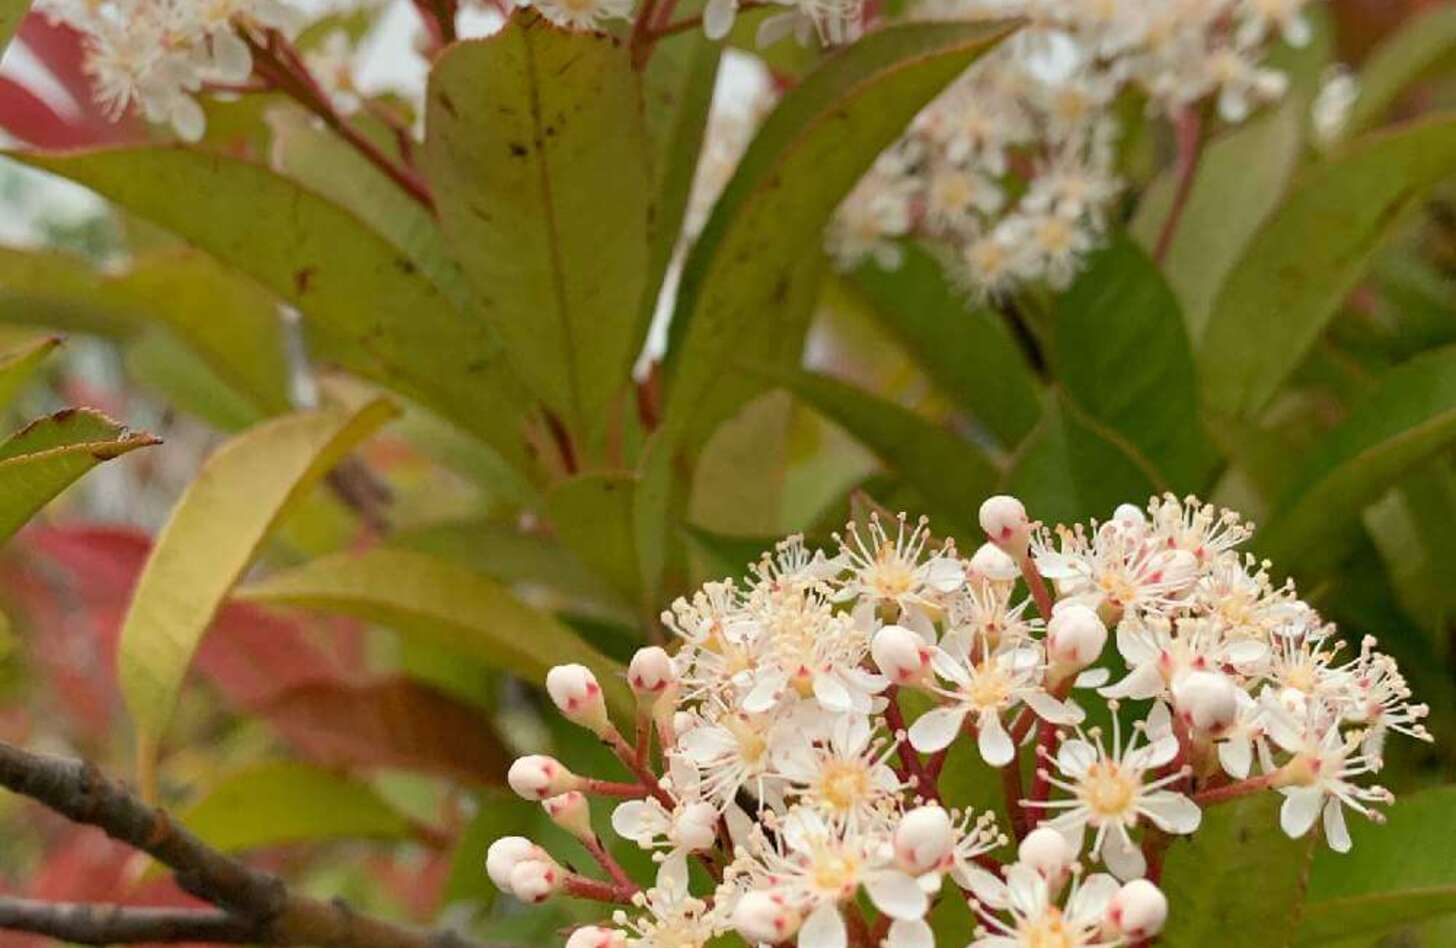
xmin=1191 ymin=771 xmax=1281 ymax=807
xmin=1153 ymin=106 xmax=1204 ymax=264
xmin=1016 ymin=552 xmax=1055 ymax=621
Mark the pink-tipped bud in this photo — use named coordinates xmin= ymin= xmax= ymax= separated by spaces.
xmin=1105 ymin=878 xmax=1168 ymax=940
xmin=894 ymin=805 xmax=954 ymax=875
xmin=566 ymin=927 xmax=626 ymax=948
xmin=1112 ymin=503 xmax=1147 ymax=534
xmin=872 ymin=624 xmax=933 ymax=686
xmin=543 ymin=791 xmax=594 ymax=843
xmin=979 ymin=495 xmax=1030 ymax=553
xmin=1047 ymin=604 xmax=1108 ymax=670
xmin=732 ymin=890 xmax=802 ymax=944
xmin=969 ymin=542 xmax=1019 ymax=583
xmin=1018 ymin=827 xmax=1074 ymax=882
xmin=508 ymin=855 xmax=562 ymax=904
xmin=486 ymin=836 xmax=537 ymax=890
xmin=628 ymin=647 xmax=677 ymax=703
xmin=546 ymin=664 xmax=611 ymax=736
xmin=673 ymin=801 xmax=720 ymax=853
xmin=508 ymin=755 xmax=581 ymax=801
xmin=1173 ymin=671 xmax=1239 ymax=734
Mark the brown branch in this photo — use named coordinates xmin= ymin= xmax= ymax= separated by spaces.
xmin=0 ymin=899 xmax=258 ymax=945
xmin=0 ymin=741 xmax=493 ymax=948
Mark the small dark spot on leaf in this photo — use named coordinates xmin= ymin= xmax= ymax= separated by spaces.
xmin=53 ymin=408 xmax=77 ymax=423
xmin=771 ymin=276 xmax=790 ymax=304
xmin=509 ymin=142 xmax=529 ymax=157
xmin=395 ymin=257 xmax=418 ymax=275
xmin=294 ymin=267 xmax=318 ymax=295
xmin=438 ymin=93 xmax=458 ymax=118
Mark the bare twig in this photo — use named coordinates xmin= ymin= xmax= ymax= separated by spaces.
xmin=0 ymin=899 xmax=258 ymax=945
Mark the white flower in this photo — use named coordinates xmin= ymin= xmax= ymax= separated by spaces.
xmin=834 ymin=513 xmax=964 ymax=624
xmin=774 ymin=713 xmax=904 ymax=832
xmin=528 ymin=0 xmax=634 ymax=30
xmin=612 ymin=794 xmax=719 ymax=891
xmin=967 ymin=862 xmax=1122 ymax=948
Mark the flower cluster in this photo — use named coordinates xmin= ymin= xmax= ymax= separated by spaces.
xmin=827 ymin=0 xmax=1322 ymax=293
xmin=487 ymin=494 xmax=1430 ymax=946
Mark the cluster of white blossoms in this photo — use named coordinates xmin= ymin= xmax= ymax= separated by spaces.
xmin=827 ymin=0 xmax=1322 ymax=293
xmin=487 ymin=493 xmax=1430 ymax=947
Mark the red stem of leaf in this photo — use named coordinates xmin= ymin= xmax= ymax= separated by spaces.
xmin=1154 ymin=106 xmax=1205 ymax=264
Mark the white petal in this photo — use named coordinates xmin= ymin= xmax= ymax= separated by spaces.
xmin=887 ymin=918 xmax=934 ymax=948
xmin=1323 ymin=798 xmax=1352 ymax=853
xmin=1075 ymin=668 xmax=1111 ymax=688
xmin=813 ymin=671 xmax=853 ymax=713
xmin=1222 ymin=639 xmax=1269 ymax=667
xmin=702 ymin=0 xmax=737 ymax=39
xmin=656 ymin=851 xmax=689 ymax=893
xmin=1279 ymin=787 xmax=1324 ymax=839
xmin=1056 ymin=739 xmax=1098 ymax=777
xmin=212 ymin=31 xmax=253 ymax=83
xmin=1116 ymin=623 xmax=1158 ymax=665
xmin=1099 ymin=661 xmax=1165 ymax=701
xmin=1100 ymin=825 xmax=1146 ymax=880
xmin=755 ymin=10 xmax=798 ymax=47
xmin=908 ymin=707 xmax=967 ymax=754
xmin=866 ymin=871 xmax=929 ymax=921
xmin=924 ymin=556 xmax=965 ymax=593
xmin=1025 ymin=690 xmax=1083 ymax=725
xmin=1218 ymin=736 xmax=1253 ymax=779
xmin=800 ymin=901 xmax=846 ymax=948
xmin=977 ymin=712 xmax=1015 ymax=767
xmin=1140 ymin=791 xmax=1202 ymax=834
xmin=743 ymin=672 xmax=785 ymax=713
xmin=956 ymin=864 xmax=1008 ymax=907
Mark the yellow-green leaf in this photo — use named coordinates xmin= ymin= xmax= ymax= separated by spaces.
xmin=0 ymin=408 xmax=158 ymax=543
xmin=234 ymin=548 xmax=632 ymax=719
xmin=119 ymin=395 xmax=397 ymax=761
xmin=424 ymin=17 xmax=649 ymax=443
xmin=0 ymin=246 xmax=139 ymax=338
xmin=1348 ymin=5 xmax=1456 ymax=134
xmin=0 ymin=335 xmax=59 ymax=411
xmin=1 ymin=1 xmax=28 ymax=54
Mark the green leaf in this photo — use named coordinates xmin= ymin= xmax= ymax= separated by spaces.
xmin=774 ymin=369 xmax=999 ymax=530
xmin=119 ymin=394 xmax=397 ymax=761
xmin=1258 ymin=345 xmax=1456 ymax=565
xmin=0 ymin=335 xmax=59 ymax=411
xmin=1130 ymin=100 xmax=1304 ymax=337
xmin=663 ymin=19 xmax=1018 ymax=443
xmin=0 ymin=246 xmax=139 ymax=338
xmin=1052 ymin=236 xmax=1213 ymax=489
xmin=0 ymin=408 xmax=158 ymax=543
xmin=850 ymin=244 xmax=1040 ymax=448
xmin=234 ymin=547 xmax=632 ymax=719
xmin=8 ymin=148 xmax=532 ymax=470
xmin=1159 ymin=795 xmax=1316 ymax=948
xmin=1348 ymin=5 xmax=1456 ymax=135
xmin=424 ymin=18 xmax=649 ymax=443
xmin=178 ymin=761 xmax=415 ymax=854
xmin=1200 ymin=116 xmax=1456 ymax=418
xmin=0 ymin=1 xmax=27 ymax=55
xmin=1297 ymin=787 xmax=1456 ymax=945
xmin=124 ymin=327 xmax=267 ymax=431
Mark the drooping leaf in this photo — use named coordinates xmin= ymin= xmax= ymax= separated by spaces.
xmin=0 ymin=408 xmax=158 ymax=544
xmin=1297 ymin=786 xmax=1456 ymax=944
xmin=8 ymin=147 xmax=533 ymax=469
xmin=1200 ymin=116 xmax=1456 ymax=418
xmin=0 ymin=334 xmax=59 ymax=410
xmin=662 ymin=19 xmax=1019 ymax=444
xmin=178 ymin=761 xmax=416 ymax=854
xmin=773 ymin=369 xmax=999 ymax=530
xmin=0 ymin=1 xmax=28 ymax=54
xmin=118 ymin=394 xmax=397 ymax=763
xmin=1258 ymin=346 xmax=1456 ymax=566
xmin=234 ymin=547 xmax=631 ymax=719
xmin=1348 ymin=5 xmax=1456 ymax=134
xmin=1158 ymin=795 xmax=1316 ymax=948
xmin=424 ymin=17 xmax=649 ymax=443
xmin=256 ymin=678 xmax=511 ymax=786
xmin=850 ymin=244 xmax=1040 ymax=448
xmin=1052 ymin=236 xmax=1214 ymax=490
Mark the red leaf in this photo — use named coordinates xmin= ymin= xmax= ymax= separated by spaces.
xmin=14 ymin=14 xmax=143 ymax=144
xmin=0 ymin=78 xmax=94 ymax=149
xmin=256 ymin=679 xmax=509 ymax=786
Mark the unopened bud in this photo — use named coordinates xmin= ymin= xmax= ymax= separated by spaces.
xmin=1046 ymin=604 xmax=1108 ymax=670
xmin=543 ymin=791 xmax=594 ymax=842
xmin=894 ymin=805 xmax=954 ymax=875
xmin=1149 ymin=548 xmax=1198 ymax=589
xmin=1105 ymin=878 xmax=1168 ymax=940
xmin=969 ymin=542 xmax=1019 ymax=582
xmin=508 ymin=855 xmax=562 ymax=904
xmin=872 ymin=624 xmax=933 ymax=686
xmin=508 ymin=755 xmax=581 ymax=800
xmin=732 ymin=890 xmax=802 ymax=944
xmin=566 ymin=927 xmax=626 ymax=948
xmin=1112 ymin=503 xmax=1147 ymax=533
xmin=1018 ymin=827 xmax=1074 ymax=882
xmin=1173 ymin=671 xmax=1239 ymax=734
xmin=628 ymin=647 xmax=677 ymax=703
xmin=546 ymin=664 xmax=611 ymax=736
xmin=979 ymin=495 xmax=1030 ymax=553
xmin=486 ymin=836 xmax=536 ymax=890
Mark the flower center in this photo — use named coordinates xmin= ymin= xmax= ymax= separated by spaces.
xmin=1079 ymin=761 xmax=1138 ymax=819
xmin=817 ymin=761 xmax=872 ymax=814
xmin=809 ymin=847 xmax=861 ymax=899
xmin=1019 ymin=908 xmax=1076 ymax=948
xmin=967 ymin=665 xmax=1012 ymax=709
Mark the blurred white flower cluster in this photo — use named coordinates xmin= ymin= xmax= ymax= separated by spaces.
xmin=489 ymin=493 xmax=1430 ymax=947
xmin=827 ymin=0 xmax=1322 ymax=294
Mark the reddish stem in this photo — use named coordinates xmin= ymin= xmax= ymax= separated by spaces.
xmin=1000 ymin=758 xmax=1026 ymax=841
xmin=581 ymin=779 xmax=649 ymax=799
xmin=583 ymin=837 xmax=635 ymax=889
xmin=884 ymin=687 xmax=936 ymax=800
xmin=1153 ymin=106 xmax=1204 ymax=264
xmin=607 ymin=731 xmax=677 ymax=810
xmin=1191 ymin=772 xmax=1280 ymax=807
xmin=1016 ymin=553 xmax=1054 ymax=621
xmin=563 ymin=874 xmax=638 ymax=904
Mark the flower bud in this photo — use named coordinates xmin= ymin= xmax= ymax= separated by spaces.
xmin=543 ymin=791 xmax=594 ymax=843
xmin=872 ymin=624 xmax=933 ymax=686
xmin=565 ymin=927 xmax=626 ymax=948
xmin=1173 ymin=671 xmax=1239 ymax=734
xmin=546 ymin=664 xmax=611 ymax=736
xmin=1018 ymin=826 xmax=1073 ymax=882
xmin=979 ymin=495 xmax=1030 ymax=553
xmin=1046 ymin=604 xmax=1108 ymax=670
xmin=894 ymin=805 xmax=954 ymax=875
xmin=628 ymin=647 xmax=677 ymax=703
xmin=508 ymin=755 xmax=581 ymax=801
xmin=673 ymin=801 xmax=720 ymax=853
xmin=1149 ymin=548 xmax=1198 ymax=589
xmin=732 ymin=890 xmax=802 ymax=944
xmin=969 ymin=542 xmax=1019 ymax=583
xmin=1112 ymin=503 xmax=1147 ymax=534
xmin=1105 ymin=878 xmax=1168 ymax=940
xmin=508 ymin=855 xmax=562 ymax=904
xmin=486 ymin=836 xmax=536 ymax=890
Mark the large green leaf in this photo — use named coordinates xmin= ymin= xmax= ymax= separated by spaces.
xmin=234 ymin=548 xmax=632 ymax=719
xmin=850 ymin=244 xmax=1039 ymax=449
xmin=0 ymin=408 xmax=158 ymax=543
xmin=1348 ymin=5 xmax=1456 ymax=134
xmin=178 ymin=761 xmax=415 ymax=854
xmin=0 ymin=335 xmax=59 ymax=410
xmin=1259 ymin=346 xmax=1456 ymax=565
xmin=774 ymin=369 xmax=999 ymax=530
xmin=662 ymin=19 xmax=1018 ymax=444
xmin=0 ymin=246 xmax=139 ymax=338
xmin=118 ymin=394 xmax=397 ymax=764
xmin=1297 ymin=787 xmax=1456 ymax=945
xmin=8 ymin=148 xmax=532 ymax=469
xmin=1052 ymin=237 xmax=1213 ymax=490
xmin=1159 ymin=795 xmax=1316 ymax=948
xmin=0 ymin=1 xmax=27 ymax=54
xmin=1200 ymin=116 xmax=1456 ymax=418
xmin=424 ymin=18 xmax=649 ymax=444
